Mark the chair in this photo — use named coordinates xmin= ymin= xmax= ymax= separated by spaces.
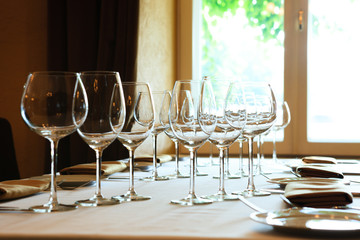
xmin=0 ymin=118 xmax=20 ymax=181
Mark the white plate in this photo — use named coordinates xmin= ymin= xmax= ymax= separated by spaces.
xmin=251 ymin=208 xmax=360 ymax=232
xmin=267 ymin=177 xmax=349 ymax=188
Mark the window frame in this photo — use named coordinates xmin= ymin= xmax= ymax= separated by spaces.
xmin=178 ymin=0 xmax=360 ymax=158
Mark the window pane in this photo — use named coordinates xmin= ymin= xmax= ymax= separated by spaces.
xmin=307 ymin=0 xmax=360 ymax=142
xmin=201 ymin=0 xmax=285 ymax=140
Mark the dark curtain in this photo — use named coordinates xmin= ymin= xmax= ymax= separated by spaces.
xmin=46 ymin=0 xmax=138 ymax=172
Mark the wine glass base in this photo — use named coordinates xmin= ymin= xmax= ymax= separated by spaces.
xmin=213 ymin=174 xmax=241 ymax=179
xmin=75 ymin=196 xmax=121 ymax=207
xmin=30 ymin=203 xmax=77 ymax=213
xmin=171 ymin=196 xmax=213 ymax=206
xmin=113 ymin=193 xmax=151 ymax=202
xmin=232 ymin=189 xmax=271 ymax=197
xmin=141 ymin=175 xmax=170 ymax=181
xmin=203 ymin=193 xmax=240 ymax=202
xmin=196 ymin=172 xmax=208 ymax=176
xmin=166 ymin=173 xmax=190 ymax=179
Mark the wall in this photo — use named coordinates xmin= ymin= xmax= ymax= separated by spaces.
xmin=0 ymin=0 xmax=48 ymax=178
xmin=0 ymin=0 xmax=177 ymax=178
xmin=136 ymin=0 xmax=176 ymax=155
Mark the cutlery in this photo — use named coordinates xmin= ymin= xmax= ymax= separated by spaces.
xmin=58 ymin=180 xmax=95 ymax=190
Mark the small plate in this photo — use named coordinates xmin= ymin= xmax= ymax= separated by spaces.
xmin=267 ymin=177 xmax=348 ymax=188
xmin=250 ymin=208 xmax=360 ymax=232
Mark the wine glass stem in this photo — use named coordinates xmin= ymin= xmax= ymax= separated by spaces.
xmin=128 ymin=149 xmax=135 ymax=193
xmin=239 ymin=140 xmax=243 ymax=172
xmin=48 ymin=139 xmax=59 ymax=206
xmin=152 ymin=134 xmax=158 ymax=178
xmin=218 ymin=147 xmax=226 ymax=194
xmin=225 ymin=148 xmax=230 ymax=175
xmin=95 ymin=149 xmax=103 ymax=198
xmin=175 ymin=141 xmax=180 ymax=174
xmin=246 ymin=137 xmax=256 ymax=192
xmin=188 ymin=149 xmax=196 ymax=197
xmin=273 ymin=131 xmax=277 ymax=161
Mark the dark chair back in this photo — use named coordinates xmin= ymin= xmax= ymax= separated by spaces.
xmin=0 ymin=118 xmax=20 ymax=181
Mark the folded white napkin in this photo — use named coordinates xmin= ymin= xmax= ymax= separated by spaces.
xmin=284 ymin=181 xmax=353 ymax=207
xmin=296 ymin=164 xmax=344 ymax=179
xmin=302 ymin=156 xmax=337 ymax=164
xmin=60 ymin=161 xmax=127 ymax=175
xmin=0 ymin=179 xmax=49 ymax=201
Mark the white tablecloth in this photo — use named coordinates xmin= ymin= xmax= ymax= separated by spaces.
xmin=1 ymin=158 xmax=360 ymax=240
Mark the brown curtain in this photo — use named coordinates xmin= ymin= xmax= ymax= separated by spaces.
xmin=46 ymin=0 xmax=139 ymax=172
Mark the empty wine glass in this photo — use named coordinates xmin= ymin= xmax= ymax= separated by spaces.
xmin=203 ymin=80 xmax=246 ymax=201
xmin=233 ymin=82 xmax=277 ymax=197
xmin=163 ymin=93 xmax=190 ymax=178
xmin=75 ymin=71 xmax=125 ymax=207
xmin=21 ymin=71 xmax=88 ymax=212
xmin=272 ymin=101 xmax=291 ymax=163
xmin=142 ymin=91 xmax=171 ymax=181
xmin=169 ymin=80 xmax=216 ymax=205
xmin=112 ymin=82 xmax=154 ymax=201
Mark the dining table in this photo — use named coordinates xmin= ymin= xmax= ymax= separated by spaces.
xmin=1 ymin=156 xmax=360 ymax=240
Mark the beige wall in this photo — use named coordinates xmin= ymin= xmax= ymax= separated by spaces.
xmin=0 ymin=0 xmax=177 ymax=178
xmin=0 ymin=0 xmax=48 ymax=178
xmin=136 ymin=0 xmax=177 ymax=156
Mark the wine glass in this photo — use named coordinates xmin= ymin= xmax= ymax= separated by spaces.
xmin=112 ymin=82 xmax=154 ymax=201
xmin=169 ymin=80 xmax=216 ymax=205
xmin=21 ymin=71 xmax=88 ymax=212
xmin=203 ymin=80 xmax=246 ymax=201
xmin=75 ymin=71 xmax=125 ymax=207
xmin=142 ymin=91 xmax=171 ymax=181
xmin=162 ymin=89 xmax=190 ymax=178
xmin=164 ymin=130 xmax=190 ymax=178
xmin=233 ymin=82 xmax=277 ymax=197
xmin=272 ymin=101 xmax=291 ymax=163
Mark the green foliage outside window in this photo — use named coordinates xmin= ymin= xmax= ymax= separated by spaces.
xmin=202 ymin=0 xmax=284 ymax=76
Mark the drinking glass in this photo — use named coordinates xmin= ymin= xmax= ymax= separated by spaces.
xmin=233 ymin=82 xmax=277 ymax=197
xmin=235 ymin=137 xmax=247 ymax=177
xmin=272 ymin=101 xmax=291 ymax=163
xmin=113 ymin=82 xmax=154 ymax=201
xmin=164 ymin=127 xmax=190 ymax=178
xmin=203 ymin=80 xmax=246 ymax=201
xmin=142 ymin=91 xmax=171 ymax=181
xmin=21 ymin=71 xmax=88 ymax=212
xmin=169 ymin=80 xmax=216 ymax=205
xmin=75 ymin=71 xmax=125 ymax=206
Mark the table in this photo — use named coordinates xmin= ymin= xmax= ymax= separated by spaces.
xmin=1 ymin=158 xmax=360 ymax=240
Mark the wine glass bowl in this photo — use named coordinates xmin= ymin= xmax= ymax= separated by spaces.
xmin=21 ymin=71 xmax=88 ymax=212
xmin=169 ymin=80 xmax=216 ymax=206
xmin=113 ymin=82 xmax=154 ymax=201
xmin=75 ymin=71 xmax=125 ymax=207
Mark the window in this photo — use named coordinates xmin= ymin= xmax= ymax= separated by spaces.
xmin=188 ymin=0 xmax=360 ymax=157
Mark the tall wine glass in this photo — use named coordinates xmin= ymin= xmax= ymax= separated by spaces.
xmin=203 ymin=80 xmax=246 ymax=201
xmin=162 ymin=92 xmax=190 ymax=178
xmin=272 ymin=101 xmax=291 ymax=163
xmin=113 ymin=82 xmax=154 ymax=201
xmin=235 ymin=82 xmax=276 ymax=197
xmin=142 ymin=91 xmax=171 ymax=181
xmin=75 ymin=71 xmax=125 ymax=207
xmin=21 ymin=71 xmax=88 ymax=212
xmin=164 ymin=130 xmax=189 ymax=178
xmin=169 ymin=80 xmax=216 ymax=205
